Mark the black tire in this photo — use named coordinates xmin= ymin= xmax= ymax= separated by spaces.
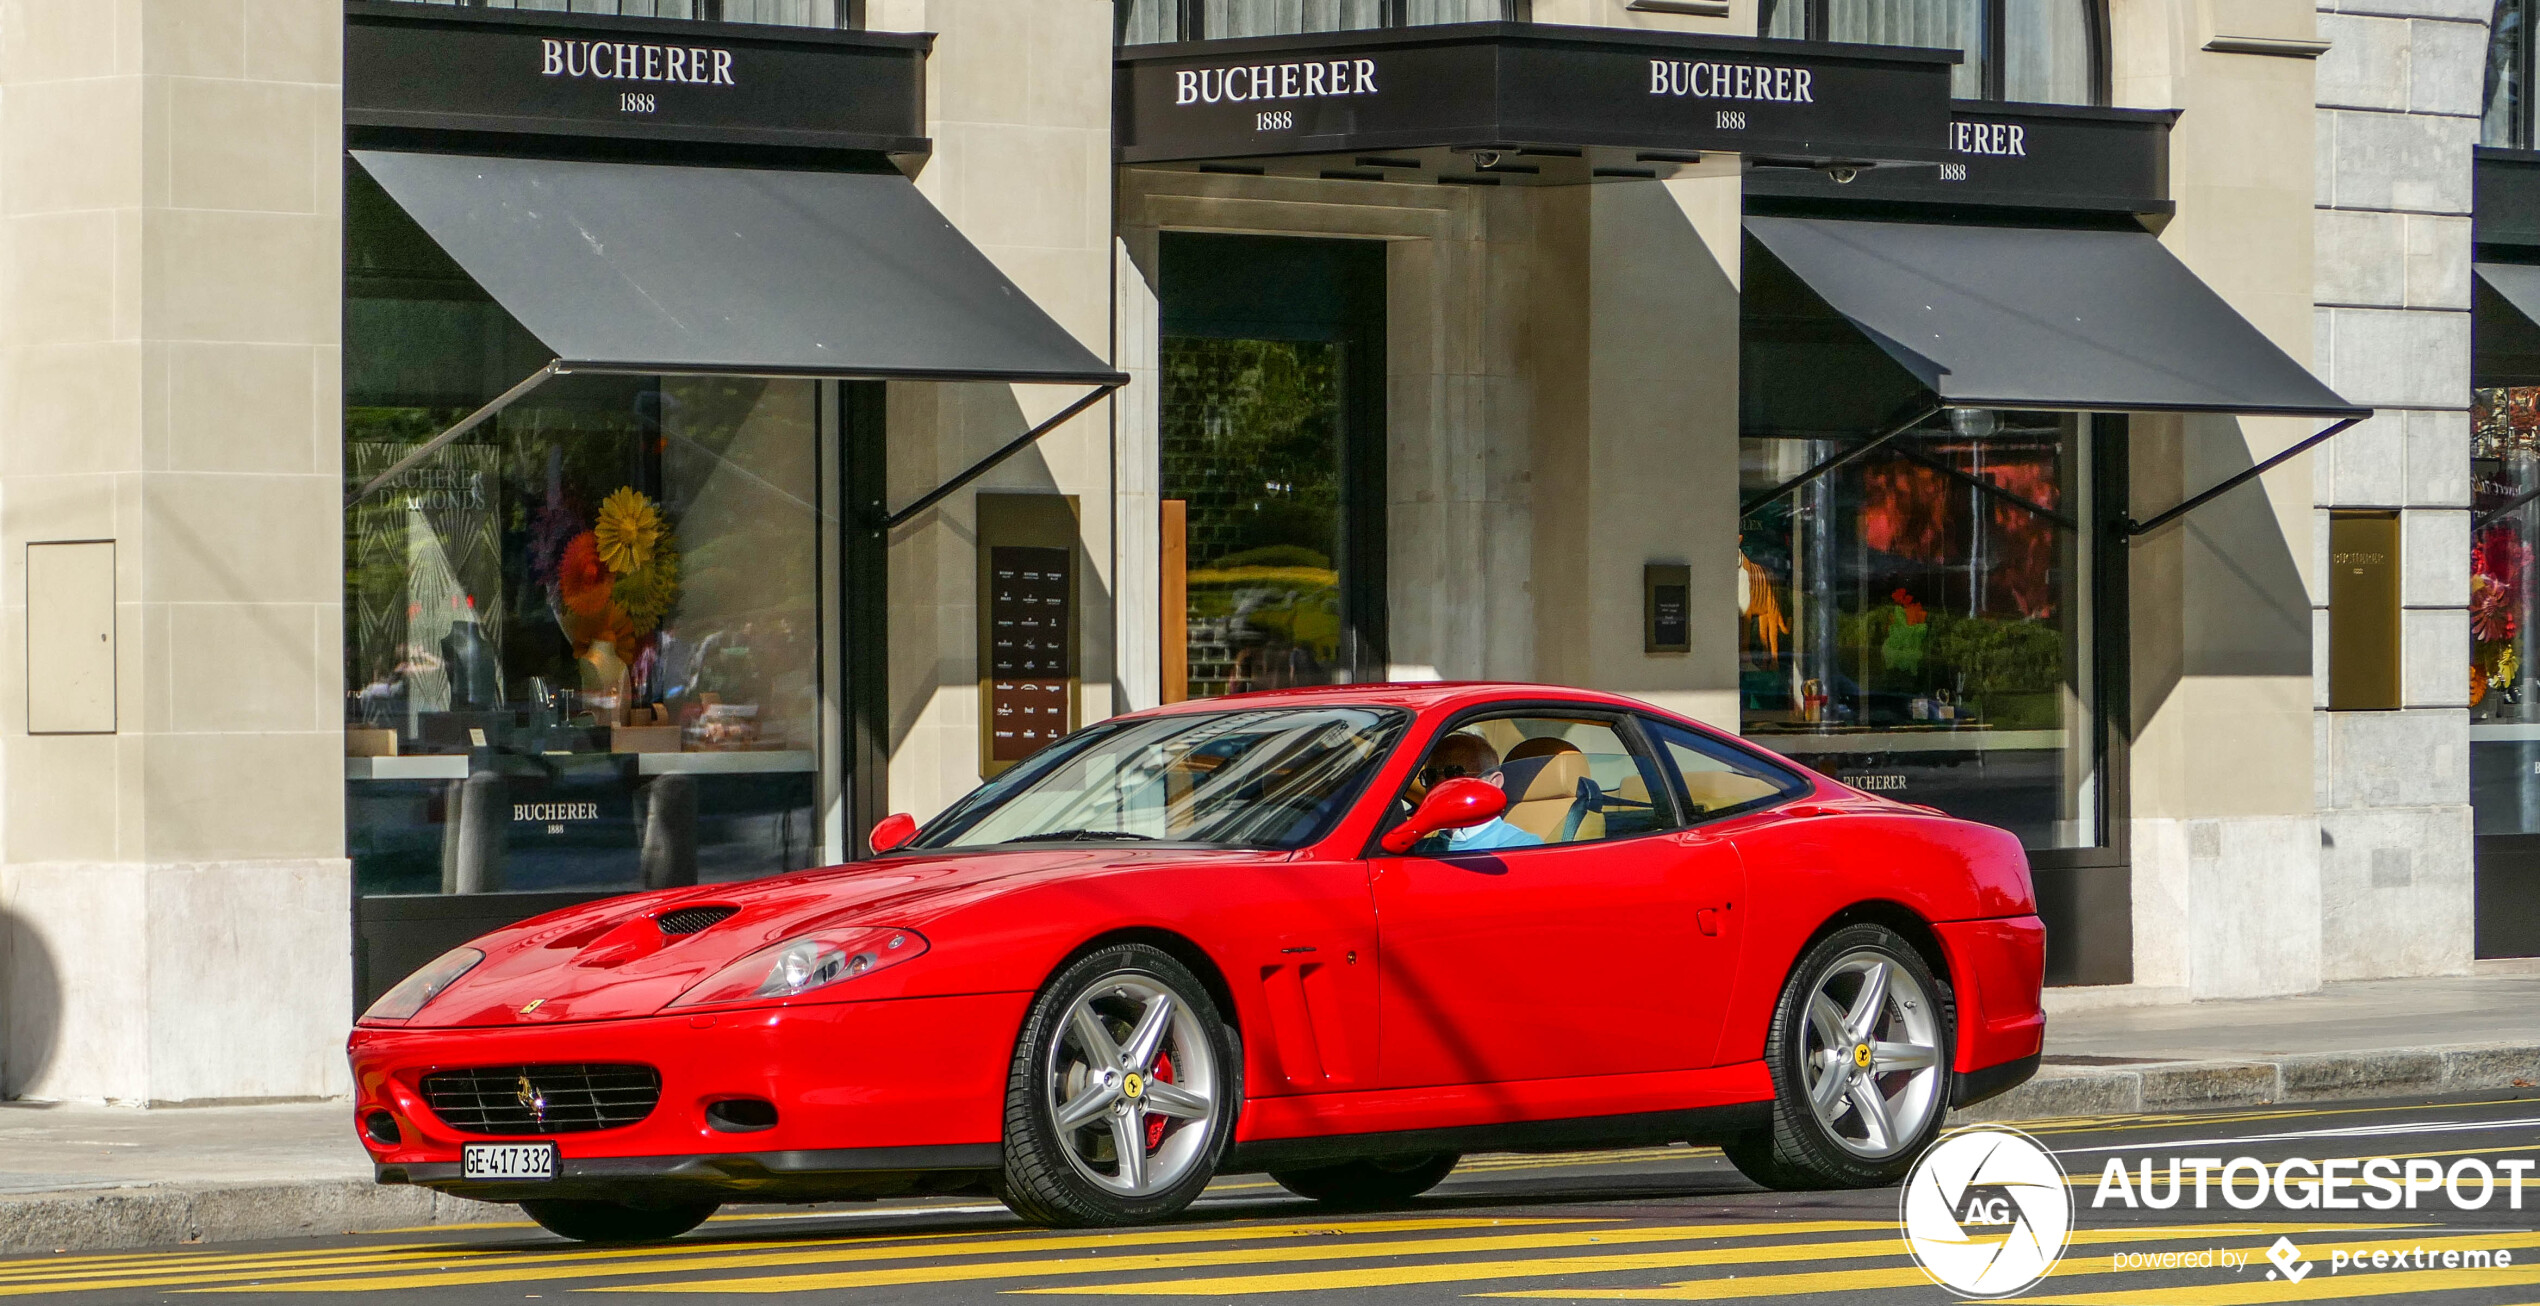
xmin=995 ymin=943 xmax=1242 ymax=1227
xmin=518 ymin=1199 xmax=718 ymax=1243
xmin=1270 ymin=1153 xmax=1460 ymax=1208
xmin=1724 ymin=923 xmax=1956 ymax=1192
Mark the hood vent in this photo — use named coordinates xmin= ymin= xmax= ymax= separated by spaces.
xmin=656 ymin=905 xmax=737 ymax=937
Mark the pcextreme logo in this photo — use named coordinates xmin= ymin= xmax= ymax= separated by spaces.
xmin=1901 ymin=1125 xmax=2076 ymax=1298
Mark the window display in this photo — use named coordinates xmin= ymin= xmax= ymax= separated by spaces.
xmin=2473 ymin=387 xmax=2540 ymax=836
xmin=345 ymin=164 xmax=822 ymax=898
xmin=1737 ymin=411 xmax=2110 ymax=849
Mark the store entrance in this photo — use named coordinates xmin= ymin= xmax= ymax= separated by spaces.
xmin=1157 ymin=234 xmax=1389 ymax=699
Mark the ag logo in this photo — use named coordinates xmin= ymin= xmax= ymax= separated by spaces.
xmin=1901 ymin=1125 xmax=2073 ymax=1298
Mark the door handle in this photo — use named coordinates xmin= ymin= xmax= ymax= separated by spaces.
xmin=1695 ymin=907 xmax=1720 ymax=937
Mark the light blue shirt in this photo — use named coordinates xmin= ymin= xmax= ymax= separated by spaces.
xmin=1445 ymin=818 xmax=1545 ymax=852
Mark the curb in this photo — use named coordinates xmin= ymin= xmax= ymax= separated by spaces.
xmin=1950 ymin=1041 xmax=2540 ymax=1124
xmin=0 ymin=1180 xmax=505 ymax=1257
xmin=9 ymin=1043 xmax=2538 ymax=1256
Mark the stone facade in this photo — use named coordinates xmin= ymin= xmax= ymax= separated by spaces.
xmin=2310 ymin=0 xmax=2483 ymax=982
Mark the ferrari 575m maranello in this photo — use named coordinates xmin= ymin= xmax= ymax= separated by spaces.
xmin=349 ymin=682 xmax=2045 ymax=1241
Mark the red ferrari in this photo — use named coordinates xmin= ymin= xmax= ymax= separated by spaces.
xmin=349 ymin=683 xmax=2044 ymax=1241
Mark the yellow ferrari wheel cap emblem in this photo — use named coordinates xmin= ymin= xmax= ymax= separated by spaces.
xmin=1852 ymin=1042 xmax=1873 ymax=1069
xmin=1122 ymin=1073 xmax=1145 ymax=1099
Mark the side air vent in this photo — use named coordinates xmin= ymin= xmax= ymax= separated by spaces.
xmin=656 ymin=905 xmax=738 ymax=936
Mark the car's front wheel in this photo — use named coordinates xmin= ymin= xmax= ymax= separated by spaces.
xmin=1724 ymin=923 xmax=1955 ymax=1191
xmin=1270 ymin=1153 xmax=1460 ymax=1208
xmin=518 ymin=1199 xmax=718 ymax=1243
xmin=995 ymin=943 xmax=1241 ymax=1227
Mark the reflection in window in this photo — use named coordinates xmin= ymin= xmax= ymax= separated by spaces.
xmin=1831 ymin=0 xmax=1983 ymax=98
xmin=382 ymin=0 xmax=858 ymax=25
xmin=1737 ymin=412 xmax=2110 ymax=850
xmin=2490 ymin=0 xmax=2532 ymax=148
xmin=345 ymin=164 xmax=820 ymax=899
xmin=1162 ymin=339 xmax=1349 ymax=699
xmin=1119 ymin=0 xmax=1523 ymax=44
xmin=2472 ymin=389 xmax=2540 ymax=834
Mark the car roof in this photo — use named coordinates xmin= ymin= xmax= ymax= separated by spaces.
xmin=1117 ymin=681 xmax=1675 ymax=721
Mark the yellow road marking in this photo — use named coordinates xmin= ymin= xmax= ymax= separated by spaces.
xmin=1024 ymin=1223 xmax=2372 ymax=1297
xmin=2025 ymin=1231 xmax=2540 ymax=1304
xmin=2022 ymin=1097 xmax=2540 ymax=1138
xmin=1475 ymin=1228 xmax=2508 ymax=1301
xmin=170 ymin=1217 xmax=1577 ymax=1296
xmin=583 ymin=1221 xmax=1892 ymax=1295
xmin=0 ymin=1244 xmax=463 ymax=1283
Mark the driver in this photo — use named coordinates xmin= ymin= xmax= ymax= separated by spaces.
xmin=1417 ymin=733 xmax=1544 ymax=853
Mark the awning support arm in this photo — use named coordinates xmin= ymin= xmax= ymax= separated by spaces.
xmin=2124 ymin=415 xmax=2365 ymax=538
xmin=1738 ymin=402 xmax=1944 ymax=519
xmin=882 ymin=381 xmax=1122 ymax=531
xmin=344 ymin=361 xmax=564 ymax=509
xmin=1884 ymin=441 xmax=2078 ymax=532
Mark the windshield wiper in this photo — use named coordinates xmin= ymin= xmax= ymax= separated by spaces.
xmin=1001 ymin=829 xmax=1158 ymax=843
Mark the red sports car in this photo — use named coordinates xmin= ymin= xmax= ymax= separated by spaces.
xmin=349 ymin=683 xmax=2044 ymax=1241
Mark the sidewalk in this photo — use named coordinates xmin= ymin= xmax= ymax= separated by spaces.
xmin=4 ymin=974 xmax=2538 ymax=1254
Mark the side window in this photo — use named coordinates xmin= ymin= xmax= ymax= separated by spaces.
xmin=1399 ymin=713 xmax=1673 ymax=851
xmin=1646 ymin=719 xmax=1811 ymax=821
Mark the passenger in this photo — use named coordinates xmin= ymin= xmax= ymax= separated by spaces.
xmin=1418 ymin=733 xmax=1545 ymax=852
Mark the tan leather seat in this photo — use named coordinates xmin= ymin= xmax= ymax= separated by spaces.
xmin=1682 ymin=768 xmax=1780 ymax=813
xmin=1499 ymin=747 xmax=1590 ymax=842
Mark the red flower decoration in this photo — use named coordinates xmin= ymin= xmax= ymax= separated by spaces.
xmin=558 ymin=531 xmax=614 ymax=618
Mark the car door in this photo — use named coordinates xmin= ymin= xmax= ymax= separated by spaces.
xmin=1367 ymin=709 xmax=1746 ymax=1089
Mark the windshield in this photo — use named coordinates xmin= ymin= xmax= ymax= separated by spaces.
xmin=913 ymin=707 xmax=1409 ymax=850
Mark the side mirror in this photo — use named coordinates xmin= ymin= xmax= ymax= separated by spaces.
xmin=1379 ymin=777 xmax=1509 ymax=855
xmin=868 ymin=812 xmax=920 ymax=855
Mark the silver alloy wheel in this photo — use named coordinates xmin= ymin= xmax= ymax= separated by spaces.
xmin=1044 ymin=971 xmax=1220 ymax=1198
xmin=1798 ymin=948 xmax=1944 ymax=1159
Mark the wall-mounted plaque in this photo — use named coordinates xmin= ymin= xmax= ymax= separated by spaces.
xmin=978 ymin=495 xmax=1081 ymax=777
xmin=2328 ymin=510 xmax=2401 ymax=711
xmin=1645 ymin=562 xmax=1692 ymax=655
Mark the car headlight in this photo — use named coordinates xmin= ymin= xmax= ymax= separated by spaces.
xmin=667 ymin=927 xmax=928 ymax=1009
xmin=360 ymin=947 xmax=484 ymax=1023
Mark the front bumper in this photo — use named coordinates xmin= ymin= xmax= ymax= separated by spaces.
xmin=351 ymin=991 xmax=1029 ymax=1203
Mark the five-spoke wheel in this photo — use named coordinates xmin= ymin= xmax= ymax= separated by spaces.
xmin=1725 ymin=924 xmax=1955 ymax=1190
xmin=998 ymin=944 xmax=1240 ymax=1225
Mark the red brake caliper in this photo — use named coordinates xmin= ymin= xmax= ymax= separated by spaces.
xmin=1144 ymin=1053 xmax=1174 ymax=1151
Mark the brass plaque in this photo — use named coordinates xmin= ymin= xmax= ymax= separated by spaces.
xmin=2327 ymin=511 xmax=2400 ymax=711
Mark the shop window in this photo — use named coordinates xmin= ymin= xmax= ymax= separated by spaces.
xmin=343 ymin=163 xmax=825 ymax=900
xmin=1761 ymin=0 xmax=2103 ymax=105
xmin=1119 ymin=0 xmax=1525 ymax=45
xmin=382 ymin=0 xmax=861 ymax=28
xmin=1737 ymin=411 xmax=2120 ymax=852
xmin=1158 ymin=234 xmax=1387 ymax=700
xmin=2491 ymin=0 xmax=2533 ymax=148
xmin=2472 ymin=388 xmax=2540 ymax=825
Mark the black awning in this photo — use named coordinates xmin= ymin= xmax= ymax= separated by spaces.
xmin=2477 ymin=262 xmax=2540 ymax=388
xmin=1745 ymin=215 xmax=2364 ymax=418
xmin=350 ymin=150 xmax=1122 ymax=386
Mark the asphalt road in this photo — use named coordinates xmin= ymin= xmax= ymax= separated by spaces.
xmin=13 ymin=1090 xmax=2540 ymax=1305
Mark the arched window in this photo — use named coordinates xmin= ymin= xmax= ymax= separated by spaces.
xmin=2490 ymin=0 xmax=2533 ymax=147
xmin=1760 ymin=0 xmax=2105 ymax=105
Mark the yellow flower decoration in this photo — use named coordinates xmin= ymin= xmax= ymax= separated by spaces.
xmin=593 ymin=487 xmax=664 ymax=576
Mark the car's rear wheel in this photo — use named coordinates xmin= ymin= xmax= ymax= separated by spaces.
xmin=518 ymin=1199 xmax=718 ymax=1243
xmin=1270 ymin=1153 xmax=1460 ymax=1208
xmin=996 ymin=943 xmax=1240 ymax=1227
xmin=1725 ymin=923 xmax=1954 ymax=1191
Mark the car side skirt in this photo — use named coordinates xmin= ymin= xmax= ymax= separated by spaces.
xmin=1222 ymin=1102 xmax=1774 ymax=1173
xmin=1949 ymin=1050 xmax=2042 ymax=1110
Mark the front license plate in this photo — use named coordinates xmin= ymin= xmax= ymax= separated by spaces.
xmin=461 ymin=1142 xmax=556 ymax=1181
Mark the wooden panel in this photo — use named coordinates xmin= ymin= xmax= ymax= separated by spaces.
xmin=1160 ymin=498 xmax=1188 ymax=704
xmin=26 ymin=540 xmax=116 ymax=735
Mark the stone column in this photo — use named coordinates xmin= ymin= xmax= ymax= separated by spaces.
xmin=0 ymin=0 xmax=351 ymax=1103
xmin=2309 ymin=0 xmax=2481 ymax=978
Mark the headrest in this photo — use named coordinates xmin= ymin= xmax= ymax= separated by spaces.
xmin=1505 ymin=736 xmax=1583 ymax=763
xmin=1501 ymin=750 xmax=1589 ymax=805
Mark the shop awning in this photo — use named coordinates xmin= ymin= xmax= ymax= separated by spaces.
xmin=1745 ymin=215 xmax=2365 ymax=418
xmin=2477 ymin=262 xmax=2540 ymax=389
xmin=350 ymin=150 xmax=1122 ymax=386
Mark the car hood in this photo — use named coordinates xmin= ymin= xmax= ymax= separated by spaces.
xmin=383 ymin=846 xmax=1241 ymax=1029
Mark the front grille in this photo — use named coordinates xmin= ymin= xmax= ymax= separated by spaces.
xmin=419 ymin=1064 xmax=661 ymax=1135
xmin=656 ymin=905 xmax=737 ymax=936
